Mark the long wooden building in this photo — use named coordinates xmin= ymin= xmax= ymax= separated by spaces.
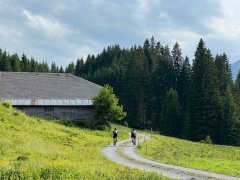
xmin=0 ymin=72 xmax=101 ymax=121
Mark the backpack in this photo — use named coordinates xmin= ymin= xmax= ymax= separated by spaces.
xmin=131 ymin=130 xmax=136 ymax=137
xmin=113 ymin=130 xmax=118 ymax=136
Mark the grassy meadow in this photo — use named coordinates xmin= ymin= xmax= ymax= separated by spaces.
xmin=0 ymin=104 xmax=169 ymax=179
xmin=137 ymin=134 xmax=240 ymax=177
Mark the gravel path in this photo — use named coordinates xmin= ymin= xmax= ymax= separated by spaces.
xmin=101 ymin=134 xmax=240 ymax=180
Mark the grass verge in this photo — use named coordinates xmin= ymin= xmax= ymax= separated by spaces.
xmin=0 ymin=104 xmax=169 ymax=179
xmin=136 ymin=134 xmax=240 ymax=177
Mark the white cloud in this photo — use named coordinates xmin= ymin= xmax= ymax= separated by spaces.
xmin=22 ymin=9 xmax=72 ymax=39
xmin=206 ymin=0 xmax=240 ymax=40
xmin=136 ymin=0 xmax=149 ymax=16
xmin=156 ymin=28 xmax=202 ymax=59
xmin=0 ymin=0 xmax=239 ymax=65
xmin=158 ymin=12 xmax=169 ymax=19
xmin=0 ymin=24 xmax=22 ymax=44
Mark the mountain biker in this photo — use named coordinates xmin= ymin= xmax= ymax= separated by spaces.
xmin=131 ymin=128 xmax=137 ymax=145
xmin=113 ymin=128 xmax=118 ymax=145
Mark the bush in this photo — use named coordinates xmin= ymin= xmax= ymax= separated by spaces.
xmin=200 ymin=135 xmax=212 ymax=144
xmin=2 ymin=101 xmax=12 ymax=109
xmin=13 ymin=111 xmax=20 ymax=116
xmin=123 ymin=121 xmax=128 ymax=127
xmin=92 ymin=85 xmax=126 ymax=129
xmin=16 ymin=155 xmax=28 ymax=161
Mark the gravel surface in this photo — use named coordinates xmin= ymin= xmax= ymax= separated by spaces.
xmin=101 ymin=134 xmax=240 ymax=180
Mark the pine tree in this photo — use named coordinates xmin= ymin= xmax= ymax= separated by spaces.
xmin=43 ymin=61 xmax=50 ymax=72
xmin=214 ymin=53 xmax=240 ymax=145
xmin=190 ymin=39 xmax=221 ymax=143
xmin=75 ymin=58 xmax=84 ymax=76
xmin=50 ymin=62 xmax=58 ymax=73
xmin=160 ymin=88 xmax=180 ymax=137
xmin=2 ymin=51 xmax=11 ymax=71
xmin=153 ymin=45 xmax=175 ymax=129
xmin=215 ymin=53 xmax=233 ymax=96
xmin=29 ymin=58 xmax=38 ymax=72
xmin=59 ymin=66 xmax=64 ymax=73
xmin=220 ymin=85 xmax=240 ymax=145
xmin=122 ymin=46 xmax=144 ymax=128
xmin=66 ymin=62 xmax=75 ymax=74
xmin=10 ymin=54 xmax=20 ymax=72
xmin=20 ymin=53 xmax=30 ymax=72
xmin=179 ymin=56 xmax=191 ymax=138
xmin=142 ymin=37 xmax=155 ymax=127
xmin=172 ymin=42 xmax=183 ymax=86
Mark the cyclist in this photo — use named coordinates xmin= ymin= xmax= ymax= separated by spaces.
xmin=113 ymin=128 xmax=118 ymax=145
xmin=131 ymin=128 xmax=137 ymax=145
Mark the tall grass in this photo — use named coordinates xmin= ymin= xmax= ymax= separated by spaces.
xmin=0 ymin=104 xmax=169 ymax=179
xmin=137 ymin=134 xmax=240 ymax=177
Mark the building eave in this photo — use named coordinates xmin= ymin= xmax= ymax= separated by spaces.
xmin=1 ymin=99 xmax=93 ymax=106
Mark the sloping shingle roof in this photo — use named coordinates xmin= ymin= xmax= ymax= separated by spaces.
xmin=0 ymin=72 xmax=101 ymax=106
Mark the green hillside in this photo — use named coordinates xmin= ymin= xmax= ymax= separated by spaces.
xmin=137 ymin=134 xmax=240 ymax=177
xmin=0 ymin=104 xmax=167 ymax=179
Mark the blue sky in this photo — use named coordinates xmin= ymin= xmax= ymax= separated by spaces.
xmin=0 ymin=0 xmax=240 ymax=66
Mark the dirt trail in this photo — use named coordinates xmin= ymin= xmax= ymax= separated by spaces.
xmin=101 ymin=134 xmax=239 ymax=180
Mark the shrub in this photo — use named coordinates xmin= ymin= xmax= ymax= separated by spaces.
xmin=123 ymin=121 xmax=129 ymax=127
xmin=200 ymin=135 xmax=212 ymax=144
xmin=16 ymin=155 xmax=28 ymax=161
xmin=2 ymin=101 xmax=12 ymax=109
xmin=13 ymin=111 xmax=20 ymax=116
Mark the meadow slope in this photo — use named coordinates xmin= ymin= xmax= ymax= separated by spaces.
xmin=137 ymin=134 xmax=240 ymax=177
xmin=0 ymin=104 xmax=169 ymax=179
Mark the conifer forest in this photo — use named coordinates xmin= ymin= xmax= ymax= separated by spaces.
xmin=1 ymin=37 xmax=240 ymax=146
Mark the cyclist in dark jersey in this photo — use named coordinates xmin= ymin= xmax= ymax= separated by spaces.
xmin=131 ymin=129 xmax=137 ymax=145
xmin=113 ymin=128 xmax=118 ymax=145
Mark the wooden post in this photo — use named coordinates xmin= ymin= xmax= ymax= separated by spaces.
xmin=145 ymin=144 xmax=147 ymax=155
xmin=176 ymin=148 xmax=179 ymax=165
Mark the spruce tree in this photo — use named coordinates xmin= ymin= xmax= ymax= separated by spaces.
xmin=2 ymin=51 xmax=11 ymax=71
xmin=50 ymin=62 xmax=58 ymax=73
xmin=75 ymin=58 xmax=84 ymax=76
xmin=179 ymin=56 xmax=191 ymax=138
xmin=20 ymin=53 xmax=29 ymax=72
xmin=29 ymin=58 xmax=38 ymax=72
xmin=160 ymin=88 xmax=180 ymax=137
xmin=123 ymin=46 xmax=144 ymax=128
xmin=143 ymin=38 xmax=155 ymax=127
xmin=172 ymin=42 xmax=183 ymax=87
xmin=59 ymin=66 xmax=64 ymax=73
xmin=154 ymin=45 xmax=175 ymax=129
xmin=220 ymin=85 xmax=240 ymax=145
xmin=10 ymin=54 xmax=20 ymax=72
xmin=190 ymin=39 xmax=221 ymax=143
xmin=215 ymin=54 xmax=233 ymax=96
xmin=66 ymin=62 xmax=75 ymax=74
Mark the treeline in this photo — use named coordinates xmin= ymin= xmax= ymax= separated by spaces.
xmin=0 ymin=49 xmax=66 ymax=73
xmin=1 ymin=37 xmax=240 ymax=146
xmin=69 ymin=37 xmax=240 ymax=146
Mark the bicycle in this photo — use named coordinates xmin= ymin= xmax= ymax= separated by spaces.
xmin=132 ymin=137 xmax=136 ymax=145
xmin=113 ymin=137 xmax=117 ymax=146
